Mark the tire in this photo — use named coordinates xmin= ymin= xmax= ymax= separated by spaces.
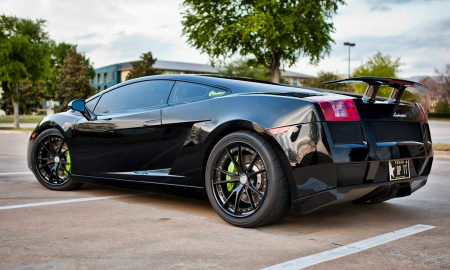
xmin=31 ymin=128 xmax=83 ymax=191
xmin=205 ymin=131 xmax=290 ymax=227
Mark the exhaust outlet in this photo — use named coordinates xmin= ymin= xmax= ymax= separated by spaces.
xmin=395 ymin=186 xmax=412 ymax=197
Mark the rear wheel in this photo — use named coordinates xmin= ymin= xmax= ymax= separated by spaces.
xmin=31 ymin=129 xmax=82 ymax=191
xmin=205 ymin=131 xmax=290 ymax=227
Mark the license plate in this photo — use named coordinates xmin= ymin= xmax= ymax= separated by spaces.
xmin=389 ymin=159 xmax=410 ymax=181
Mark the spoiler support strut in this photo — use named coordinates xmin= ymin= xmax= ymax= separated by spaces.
xmin=324 ymin=77 xmax=429 ymax=104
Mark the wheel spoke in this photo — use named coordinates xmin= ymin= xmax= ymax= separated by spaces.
xmin=214 ymin=167 xmax=238 ymax=177
xmin=248 ymin=154 xmax=259 ymax=172
xmin=40 ymin=141 xmax=52 ymax=155
xmin=58 ymin=138 xmax=65 ymax=155
xmin=36 ymin=157 xmax=53 ymax=161
xmin=225 ymin=146 xmax=243 ymax=173
xmin=62 ymin=165 xmax=72 ymax=176
xmin=248 ymin=169 xmax=266 ymax=178
xmin=223 ymin=187 xmax=237 ymax=207
xmin=237 ymin=143 xmax=244 ymax=172
xmin=213 ymin=179 xmax=239 ymax=185
xmin=47 ymin=137 xmax=57 ymax=155
xmin=48 ymin=164 xmax=58 ymax=183
xmin=55 ymin=163 xmax=61 ymax=183
xmin=234 ymin=185 xmax=244 ymax=215
xmin=38 ymin=161 xmax=55 ymax=170
xmin=248 ymin=181 xmax=264 ymax=197
xmin=245 ymin=188 xmax=256 ymax=209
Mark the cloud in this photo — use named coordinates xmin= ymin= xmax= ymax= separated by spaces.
xmin=369 ymin=5 xmax=392 ymax=11
xmin=74 ymin=32 xmax=97 ymax=41
xmin=367 ymin=0 xmax=446 ymax=12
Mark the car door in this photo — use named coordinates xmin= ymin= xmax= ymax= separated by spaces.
xmin=70 ymin=80 xmax=175 ymax=180
xmin=139 ymin=81 xmax=229 ymax=184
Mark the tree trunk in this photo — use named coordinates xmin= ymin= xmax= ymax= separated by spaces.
xmin=270 ymin=54 xmax=281 ymax=83
xmin=13 ymin=83 xmax=20 ymax=129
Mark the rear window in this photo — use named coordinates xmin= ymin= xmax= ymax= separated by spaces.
xmin=170 ymin=82 xmax=228 ymax=103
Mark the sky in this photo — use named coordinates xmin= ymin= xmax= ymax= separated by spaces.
xmin=2 ymin=0 xmax=450 ymax=78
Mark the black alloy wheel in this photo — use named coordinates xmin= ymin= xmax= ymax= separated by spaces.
xmin=205 ymin=131 xmax=290 ymax=227
xmin=31 ymin=129 xmax=82 ymax=191
xmin=212 ymin=141 xmax=267 ymax=217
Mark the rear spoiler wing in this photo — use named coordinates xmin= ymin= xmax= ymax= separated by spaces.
xmin=324 ymin=77 xmax=429 ymax=104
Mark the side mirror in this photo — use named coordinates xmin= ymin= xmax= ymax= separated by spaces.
xmin=68 ymin=99 xmax=96 ymax=121
xmin=68 ymin=99 xmax=86 ymax=112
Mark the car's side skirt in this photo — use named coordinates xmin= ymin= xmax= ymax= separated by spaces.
xmin=72 ymin=175 xmax=206 ymax=200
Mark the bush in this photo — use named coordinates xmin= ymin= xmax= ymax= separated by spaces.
xmin=428 ymin=113 xmax=450 ymax=119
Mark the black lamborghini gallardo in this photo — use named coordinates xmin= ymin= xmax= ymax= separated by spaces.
xmin=27 ymin=75 xmax=433 ymax=227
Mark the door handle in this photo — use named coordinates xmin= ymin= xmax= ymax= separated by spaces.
xmin=143 ymin=119 xmax=160 ymax=127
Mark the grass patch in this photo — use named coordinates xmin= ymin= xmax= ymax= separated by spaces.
xmin=429 ymin=118 xmax=450 ymax=123
xmin=0 ymin=127 xmax=34 ymax=131
xmin=0 ymin=115 xmax=44 ymax=123
xmin=434 ymin=143 xmax=450 ymax=151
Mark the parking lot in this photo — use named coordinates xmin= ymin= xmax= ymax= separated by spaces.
xmin=1 ymin=130 xmax=450 ymax=270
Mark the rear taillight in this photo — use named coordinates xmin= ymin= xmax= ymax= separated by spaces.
xmin=418 ymin=103 xmax=428 ymax=123
xmin=305 ymin=96 xmax=360 ymax=121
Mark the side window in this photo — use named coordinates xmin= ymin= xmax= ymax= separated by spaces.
xmin=86 ymin=96 xmax=99 ymax=112
xmin=170 ymin=82 xmax=228 ymax=104
xmin=94 ymin=80 xmax=174 ymax=114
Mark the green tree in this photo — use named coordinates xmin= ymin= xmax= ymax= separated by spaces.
xmin=126 ymin=52 xmax=159 ymax=80
xmin=0 ymin=15 xmax=51 ymax=127
xmin=0 ymin=80 xmax=48 ymax=115
xmin=303 ymin=70 xmax=348 ymax=91
xmin=55 ymin=48 xmax=95 ymax=112
xmin=219 ymin=58 xmax=285 ymax=83
xmin=48 ymin=42 xmax=95 ymax=99
xmin=434 ymin=101 xmax=450 ymax=113
xmin=352 ymin=52 xmax=418 ymax=102
xmin=181 ymin=0 xmax=345 ymax=83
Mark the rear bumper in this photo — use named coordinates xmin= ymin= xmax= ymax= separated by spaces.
xmin=290 ymin=176 xmax=428 ymax=214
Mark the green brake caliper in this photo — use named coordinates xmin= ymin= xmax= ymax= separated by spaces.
xmin=226 ymin=156 xmax=238 ymax=191
xmin=65 ymin=150 xmax=71 ymax=175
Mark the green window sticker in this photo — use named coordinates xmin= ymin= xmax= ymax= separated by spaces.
xmin=208 ymin=90 xmax=226 ymax=97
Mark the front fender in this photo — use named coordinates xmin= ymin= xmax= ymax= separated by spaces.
xmin=26 ymin=112 xmax=82 ymax=170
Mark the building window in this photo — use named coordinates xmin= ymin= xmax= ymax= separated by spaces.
xmin=105 ymin=85 xmax=109 ymax=90
xmin=292 ymin=78 xmax=297 ymax=86
xmin=97 ymin=86 xmax=100 ymax=92
xmin=105 ymin=73 xmax=110 ymax=83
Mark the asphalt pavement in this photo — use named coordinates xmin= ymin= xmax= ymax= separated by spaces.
xmin=429 ymin=120 xmax=450 ymax=143
xmin=1 ymin=131 xmax=450 ymax=269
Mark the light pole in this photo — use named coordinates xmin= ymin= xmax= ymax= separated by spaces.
xmin=344 ymin=42 xmax=355 ymax=91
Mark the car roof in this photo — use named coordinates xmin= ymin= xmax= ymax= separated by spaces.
xmin=118 ymin=74 xmax=320 ymax=94
xmin=86 ymin=74 xmax=326 ymax=102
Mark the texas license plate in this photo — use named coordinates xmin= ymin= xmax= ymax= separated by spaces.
xmin=389 ymin=159 xmax=410 ymax=181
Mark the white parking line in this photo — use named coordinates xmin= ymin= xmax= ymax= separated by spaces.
xmin=260 ymin=224 xmax=435 ymax=270
xmin=0 ymin=172 xmax=32 ymax=176
xmin=0 ymin=195 xmax=133 ymax=210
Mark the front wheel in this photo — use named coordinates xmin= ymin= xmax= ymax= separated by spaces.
xmin=205 ymin=131 xmax=290 ymax=227
xmin=31 ymin=129 xmax=83 ymax=191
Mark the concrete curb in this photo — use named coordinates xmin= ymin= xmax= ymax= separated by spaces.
xmin=434 ymin=151 xmax=450 ymax=159
xmin=0 ymin=130 xmax=32 ymax=135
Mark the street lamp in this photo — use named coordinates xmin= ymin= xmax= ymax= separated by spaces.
xmin=344 ymin=42 xmax=355 ymax=91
